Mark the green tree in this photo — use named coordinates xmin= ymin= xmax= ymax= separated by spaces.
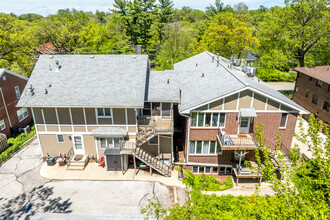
xmin=197 ymin=13 xmax=259 ymax=58
xmin=234 ymin=2 xmax=249 ymax=14
xmin=18 ymin=13 xmax=43 ymax=22
xmin=205 ymin=0 xmax=234 ymax=18
xmin=257 ymin=0 xmax=330 ymax=67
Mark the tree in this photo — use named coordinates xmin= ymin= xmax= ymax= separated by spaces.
xmin=196 ymin=13 xmax=259 ymax=58
xmin=18 ymin=13 xmax=43 ymax=22
xmin=205 ymin=0 xmax=234 ymax=17
xmin=257 ymin=0 xmax=330 ymax=67
xmin=234 ymin=2 xmax=249 ymax=14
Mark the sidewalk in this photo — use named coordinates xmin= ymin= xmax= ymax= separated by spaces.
xmin=40 ymin=161 xmax=185 ymax=188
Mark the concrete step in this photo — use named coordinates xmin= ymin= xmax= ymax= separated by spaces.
xmin=66 ymin=166 xmax=85 ymax=171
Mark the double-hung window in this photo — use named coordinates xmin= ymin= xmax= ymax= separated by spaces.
xmin=57 ymin=135 xmax=64 ymax=143
xmin=312 ymin=95 xmax=318 ymax=104
xmin=323 ymin=101 xmax=329 ymax=112
xmin=316 ymin=80 xmax=323 ymax=87
xmin=97 ymin=108 xmax=111 ymax=117
xmin=100 ymin=138 xmax=120 ymax=149
xmin=191 ymin=112 xmax=226 ymax=128
xmin=17 ymin=108 xmax=29 ymax=122
xmin=14 ymin=86 xmax=20 ymax=99
xmin=280 ymin=113 xmax=288 ymax=128
xmin=189 ymin=141 xmax=219 ymax=154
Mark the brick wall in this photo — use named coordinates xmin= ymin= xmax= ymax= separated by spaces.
xmin=0 ymin=72 xmax=32 ymax=137
xmin=189 ymin=128 xmax=218 ymax=141
xmin=292 ymin=73 xmax=329 ymax=124
xmin=224 ymin=113 xmax=239 ymax=134
xmin=188 ymin=150 xmax=234 ymax=165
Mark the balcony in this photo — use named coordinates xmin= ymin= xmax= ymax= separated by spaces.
xmin=137 ymin=116 xmax=173 ymax=135
xmin=217 ymin=130 xmax=258 ymax=150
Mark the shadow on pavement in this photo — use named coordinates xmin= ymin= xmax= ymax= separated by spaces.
xmin=0 ymin=185 xmax=72 ymax=219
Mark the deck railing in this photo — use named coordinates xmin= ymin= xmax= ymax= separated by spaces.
xmin=120 ymin=141 xmax=136 ymax=153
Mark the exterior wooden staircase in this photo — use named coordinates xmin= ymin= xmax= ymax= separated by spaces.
xmin=136 ymin=120 xmax=156 ymax=147
xmin=133 ymin=146 xmax=171 ymax=177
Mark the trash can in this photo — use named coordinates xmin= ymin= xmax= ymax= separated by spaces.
xmin=46 ymin=156 xmax=55 ymax=166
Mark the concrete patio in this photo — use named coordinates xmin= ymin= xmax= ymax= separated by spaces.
xmin=40 ymin=161 xmax=185 ymax=188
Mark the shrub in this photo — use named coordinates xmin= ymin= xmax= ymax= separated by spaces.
xmin=256 ymin=68 xmax=297 ymax=82
xmin=182 ymin=170 xmax=233 ymax=191
xmin=0 ymin=125 xmax=36 ymax=163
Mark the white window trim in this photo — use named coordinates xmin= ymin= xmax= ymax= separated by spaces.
xmin=100 ymin=137 xmax=121 ymax=149
xmin=14 ymin=86 xmax=20 ymax=99
xmin=96 ymin=108 xmax=113 ymax=118
xmin=17 ymin=108 xmax=29 ymax=122
xmin=57 ymin=134 xmax=65 ymax=143
xmin=279 ymin=113 xmax=288 ymax=129
xmin=191 ymin=112 xmax=226 ymax=128
xmin=204 ymin=167 xmax=212 ymax=174
xmin=0 ymin=119 xmax=6 ymax=131
xmin=189 ymin=141 xmax=218 ymax=155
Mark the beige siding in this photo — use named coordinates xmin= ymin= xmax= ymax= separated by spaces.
xmin=253 ymin=93 xmax=266 ymax=110
xmin=74 ymin=126 xmax=86 ymax=132
xmin=37 ymin=125 xmax=45 ymax=132
xmin=239 ymin=90 xmax=252 ymax=108
xmin=224 ymin=94 xmax=238 ymax=110
xmin=87 ymin=126 xmax=99 ymax=132
xmin=43 ymin=108 xmax=57 ymax=124
xmin=281 ymin=105 xmax=293 ymax=111
xmin=140 ymin=142 xmax=158 ymax=156
xmin=84 ymin=135 xmax=97 ymax=157
xmin=127 ymin=109 xmax=136 ymax=125
xmin=209 ymin=99 xmax=223 ymax=110
xmin=98 ymin=118 xmax=112 ymax=125
xmin=33 ymin=108 xmax=43 ymax=124
xmin=39 ymin=134 xmax=72 ymax=157
xmin=196 ymin=104 xmax=208 ymax=110
xmin=267 ymin=99 xmax=279 ymax=110
xmin=128 ymin=126 xmax=137 ymax=133
xmin=60 ymin=126 xmax=72 ymax=132
xmin=71 ymin=108 xmax=85 ymax=124
xmin=85 ymin=108 xmax=96 ymax=124
xmin=46 ymin=126 xmax=59 ymax=132
xmin=113 ymin=109 xmax=126 ymax=125
xmin=57 ymin=108 xmax=71 ymax=124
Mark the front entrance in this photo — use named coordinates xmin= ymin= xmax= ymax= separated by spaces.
xmin=73 ymin=135 xmax=85 ymax=155
xmin=239 ymin=117 xmax=250 ymax=134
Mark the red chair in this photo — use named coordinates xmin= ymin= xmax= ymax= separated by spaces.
xmin=98 ymin=156 xmax=105 ymax=168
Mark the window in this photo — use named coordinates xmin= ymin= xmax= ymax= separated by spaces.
xmin=196 ymin=141 xmax=202 ymax=154
xmin=17 ymin=108 xmax=29 ymax=122
xmin=316 ymin=80 xmax=323 ymax=87
xmin=323 ymin=101 xmax=329 ymax=112
xmin=295 ymin=86 xmax=299 ymax=93
xmin=191 ymin=112 xmax=197 ymax=126
xmin=219 ymin=113 xmax=226 ymax=127
xmin=0 ymin=120 xmax=5 ymax=131
xmin=205 ymin=167 xmax=211 ymax=174
xmin=217 ymin=141 xmax=222 ymax=154
xmin=189 ymin=141 xmax=196 ymax=154
xmin=297 ymin=72 xmax=301 ymax=78
xmin=100 ymin=138 xmax=107 ymax=149
xmin=57 ymin=135 xmax=64 ymax=143
xmin=100 ymin=138 xmax=120 ymax=149
xmin=280 ymin=113 xmax=288 ymax=128
xmin=97 ymin=108 xmax=111 ymax=116
xmin=189 ymin=141 xmax=218 ymax=154
xmin=312 ymin=95 xmax=318 ymax=104
xmin=309 ymin=77 xmax=313 ymax=81
xmin=205 ymin=113 xmax=211 ymax=127
xmin=192 ymin=167 xmax=199 ymax=173
xmin=107 ymin=138 xmax=113 ymax=148
xmin=211 ymin=113 xmax=218 ymax=127
xmin=212 ymin=167 xmax=218 ymax=174
xmin=14 ymin=86 xmax=20 ymax=99
xmin=114 ymin=138 xmax=120 ymax=148
xmin=197 ymin=112 xmax=204 ymax=127
xmin=149 ymin=136 xmax=158 ymax=145
xmin=305 ymin=90 xmax=309 ymax=98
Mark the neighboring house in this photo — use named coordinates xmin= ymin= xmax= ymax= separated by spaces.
xmin=32 ymin=43 xmax=68 ymax=59
xmin=292 ymin=66 xmax=330 ymax=125
xmin=0 ymin=69 xmax=33 ymax=137
xmin=17 ymin=52 xmax=308 ymax=180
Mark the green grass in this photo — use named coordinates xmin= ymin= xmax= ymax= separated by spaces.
xmin=0 ymin=125 xmax=36 ymax=163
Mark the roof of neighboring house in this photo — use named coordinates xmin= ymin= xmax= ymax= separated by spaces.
xmin=175 ymin=51 xmax=308 ymax=114
xmin=17 ymin=54 xmax=148 ymax=108
xmin=34 ymin=43 xmax=68 ymax=55
xmin=0 ymin=69 xmax=28 ymax=81
xmin=294 ymin=66 xmax=330 ymax=84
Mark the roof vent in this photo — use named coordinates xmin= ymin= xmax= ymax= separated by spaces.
xmin=196 ymin=63 xmax=198 ymax=67
xmin=167 ymin=79 xmax=170 ymax=84
xmin=133 ymin=55 xmax=137 ymax=59
xmin=90 ymin=55 xmax=95 ymax=59
xmin=49 ymin=55 xmax=54 ymax=59
xmin=212 ymin=56 xmax=215 ymax=63
xmin=49 ymin=65 xmax=52 ymax=71
xmin=201 ymin=73 xmax=204 ymax=77
xmin=55 ymin=60 xmax=61 ymax=71
xmin=217 ymin=60 xmax=220 ymax=67
xmin=45 ymin=89 xmax=48 ymax=94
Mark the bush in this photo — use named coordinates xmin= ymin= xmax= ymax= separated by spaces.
xmin=256 ymin=68 xmax=297 ymax=82
xmin=182 ymin=170 xmax=233 ymax=191
xmin=0 ymin=125 xmax=36 ymax=163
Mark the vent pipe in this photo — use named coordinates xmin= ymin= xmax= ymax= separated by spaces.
xmin=136 ymin=45 xmax=142 ymax=54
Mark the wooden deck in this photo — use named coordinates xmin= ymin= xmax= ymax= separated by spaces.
xmin=217 ymin=134 xmax=258 ymax=150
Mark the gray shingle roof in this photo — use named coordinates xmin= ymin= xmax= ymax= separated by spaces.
xmin=17 ymin=55 xmax=148 ymax=108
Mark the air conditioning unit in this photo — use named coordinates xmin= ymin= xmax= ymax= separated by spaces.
xmin=250 ymin=67 xmax=256 ymax=76
xmin=234 ymin=59 xmax=241 ymax=66
xmin=19 ymin=125 xmax=30 ymax=134
xmin=242 ymin=65 xmax=247 ymax=73
xmin=246 ymin=67 xmax=251 ymax=74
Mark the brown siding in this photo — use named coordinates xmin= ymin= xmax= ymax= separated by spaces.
xmin=253 ymin=93 xmax=266 ymax=110
xmin=127 ymin=109 xmax=136 ymax=125
xmin=292 ymin=73 xmax=330 ymax=124
xmin=224 ymin=94 xmax=238 ymax=110
xmin=267 ymin=99 xmax=279 ymax=111
xmin=43 ymin=108 xmax=57 ymax=124
xmin=57 ymin=108 xmax=71 ymax=124
xmin=209 ymin=99 xmax=223 ymax=110
xmin=239 ymin=90 xmax=252 ymax=108
xmin=160 ymin=136 xmax=171 ymax=153
xmin=85 ymin=108 xmax=96 ymax=124
xmin=113 ymin=109 xmax=126 ymax=125
xmin=33 ymin=108 xmax=43 ymax=124
xmin=196 ymin=105 xmax=208 ymax=110
xmin=98 ymin=118 xmax=112 ymax=125
xmin=140 ymin=141 xmax=158 ymax=156
xmin=71 ymin=108 xmax=85 ymax=124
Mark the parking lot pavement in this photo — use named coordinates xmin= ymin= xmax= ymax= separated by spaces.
xmin=0 ymin=139 xmax=178 ymax=219
xmin=266 ymin=82 xmax=295 ymax=91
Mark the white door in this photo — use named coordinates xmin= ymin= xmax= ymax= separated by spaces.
xmin=239 ymin=117 xmax=250 ymax=134
xmin=73 ymin=136 xmax=85 ymax=155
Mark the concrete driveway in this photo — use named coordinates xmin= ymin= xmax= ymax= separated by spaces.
xmin=0 ymin=140 xmax=181 ymax=219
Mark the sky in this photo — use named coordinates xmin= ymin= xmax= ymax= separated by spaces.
xmin=0 ymin=0 xmax=285 ymax=16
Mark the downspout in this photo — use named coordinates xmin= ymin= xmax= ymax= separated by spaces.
xmin=0 ymin=88 xmax=12 ymax=128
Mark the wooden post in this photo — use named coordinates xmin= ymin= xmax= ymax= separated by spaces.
xmin=150 ymin=166 xmax=152 ymax=176
xmin=158 ymin=134 xmax=160 ymax=157
xmin=121 ymin=155 xmax=124 ymax=175
xmin=238 ymin=151 xmax=243 ymax=175
xmin=259 ymin=177 xmax=262 ymax=184
xmin=236 ymin=177 xmax=239 ymax=186
xmin=133 ymin=156 xmax=136 ymax=176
